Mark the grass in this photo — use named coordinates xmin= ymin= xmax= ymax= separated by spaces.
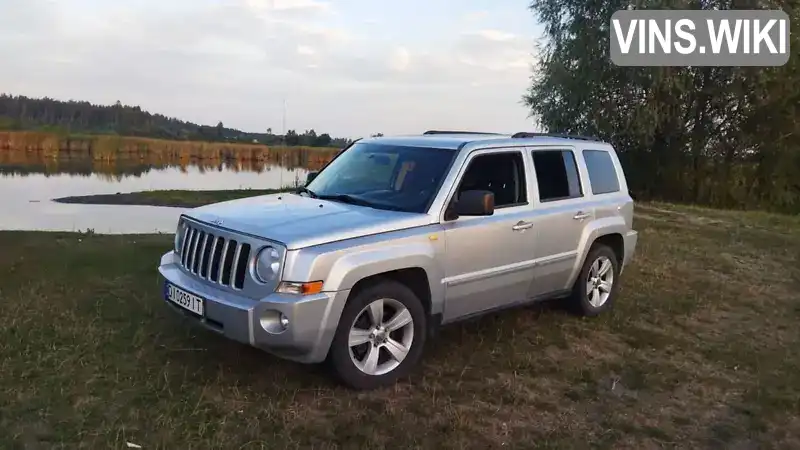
xmin=1 ymin=203 xmax=799 ymax=448
xmin=53 ymin=188 xmax=297 ymax=208
xmin=0 ymin=131 xmax=338 ymax=161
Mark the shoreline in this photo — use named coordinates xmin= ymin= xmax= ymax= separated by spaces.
xmin=53 ymin=188 xmax=295 ymax=208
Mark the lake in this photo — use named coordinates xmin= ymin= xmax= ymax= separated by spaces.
xmin=0 ymin=154 xmax=321 ymax=234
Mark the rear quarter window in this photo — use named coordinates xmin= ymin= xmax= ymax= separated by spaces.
xmin=582 ymin=150 xmax=620 ymax=195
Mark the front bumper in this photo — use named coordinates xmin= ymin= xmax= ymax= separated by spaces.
xmin=158 ymin=251 xmax=349 ymax=364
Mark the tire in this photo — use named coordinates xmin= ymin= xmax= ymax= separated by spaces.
xmin=328 ymin=279 xmax=427 ymax=390
xmin=568 ymin=244 xmax=621 ymax=317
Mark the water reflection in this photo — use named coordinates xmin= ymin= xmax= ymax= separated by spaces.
xmin=0 ymin=149 xmax=336 ymax=234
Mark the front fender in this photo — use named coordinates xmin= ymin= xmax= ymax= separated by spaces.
xmin=322 ymin=241 xmax=445 ymax=314
xmin=565 ymin=217 xmax=629 ymax=289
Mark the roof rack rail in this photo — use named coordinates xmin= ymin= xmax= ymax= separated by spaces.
xmin=423 ymin=130 xmax=502 ymax=135
xmin=511 ymin=132 xmax=600 ymax=141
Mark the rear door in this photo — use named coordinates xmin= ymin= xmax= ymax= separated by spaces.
xmin=525 ymin=146 xmax=596 ymax=298
xmin=581 ymin=148 xmax=631 ymax=224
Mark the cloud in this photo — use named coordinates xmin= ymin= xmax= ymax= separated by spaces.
xmin=296 ymin=45 xmax=316 ymax=56
xmin=471 ymin=29 xmax=517 ymax=42
xmin=244 ymin=0 xmax=332 ymax=17
xmin=388 ymin=47 xmax=411 ymax=72
xmin=270 ymin=0 xmax=330 ymax=12
xmin=454 ymin=30 xmax=534 ymax=72
xmin=462 ymin=11 xmax=489 ymax=22
xmin=0 ymin=0 xmax=538 ymax=136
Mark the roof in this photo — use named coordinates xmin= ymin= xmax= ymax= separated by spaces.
xmin=357 ymin=131 xmax=607 ymax=151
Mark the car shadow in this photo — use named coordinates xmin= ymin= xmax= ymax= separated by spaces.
xmin=157 ymin=296 xmax=572 ymax=391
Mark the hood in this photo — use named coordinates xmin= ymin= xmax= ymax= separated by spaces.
xmin=185 ymin=192 xmax=431 ymax=249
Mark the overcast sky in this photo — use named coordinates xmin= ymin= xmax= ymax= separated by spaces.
xmin=1 ymin=0 xmax=544 ymax=138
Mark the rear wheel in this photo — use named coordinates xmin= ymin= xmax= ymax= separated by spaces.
xmin=328 ymin=279 xmax=427 ymax=390
xmin=569 ymin=244 xmax=620 ymax=316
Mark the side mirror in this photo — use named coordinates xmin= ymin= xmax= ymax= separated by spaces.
xmin=445 ymin=190 xmax=494 ymax=220
xmin=305 ymin=171 xmax=318 ymax=185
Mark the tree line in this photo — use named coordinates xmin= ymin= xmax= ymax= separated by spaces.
xmin=0 ymin=94 xmax=351 ymax=148
xmin=525 ymin=0 xmax=799 ymax=214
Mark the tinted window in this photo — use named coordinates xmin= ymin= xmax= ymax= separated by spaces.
xmin=306 ymin=142 xmax=455 ymax=213
xmin=531 ymin=150 xmax=583 ymax=202
xmin=582 ymin=150 xmax=620 ymax=194
xmin=457 ymin=151 xmax=527 ymax=208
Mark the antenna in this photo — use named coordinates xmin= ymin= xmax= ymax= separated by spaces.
xmin=282 ymin=98 xmax=287 ymax=139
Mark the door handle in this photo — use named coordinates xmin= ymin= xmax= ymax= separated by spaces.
xmin=573 ymin=211 xmax=592 ymax=220
xmin=512 ymin=221 xmax=533 ymax=231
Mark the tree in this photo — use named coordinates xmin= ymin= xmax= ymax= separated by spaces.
xmin=284 ymin=129 xmax=300 ymax=146
xmin=0 ymin=94 xmax=351 ymax=148
xmin=315 ymin=133 xmax=332 ymax=147
xmin=523 ymin=0 xmax=800 ymax=213
xmin=301 ymin=129 xmax=318 ymax=146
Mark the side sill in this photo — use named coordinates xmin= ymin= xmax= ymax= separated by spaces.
xmin=439 ymin=289 xmax=572 ymax=327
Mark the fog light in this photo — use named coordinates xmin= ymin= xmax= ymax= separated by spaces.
xmin=260 ymin=309 xmax=289 ymax=334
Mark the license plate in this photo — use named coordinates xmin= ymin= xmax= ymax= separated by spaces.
xmin=165 ymin=283 xmax=205 ymax=316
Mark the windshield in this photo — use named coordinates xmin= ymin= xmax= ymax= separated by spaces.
xmin=304 ymin=142 xmax=456 ymax=213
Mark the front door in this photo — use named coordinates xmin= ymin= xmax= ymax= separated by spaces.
xmin=440 ymin=148 xmax=537 ymax=322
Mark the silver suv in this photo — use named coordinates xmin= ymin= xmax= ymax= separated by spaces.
xmin=158 ymin=131 xmax=639 ymax=389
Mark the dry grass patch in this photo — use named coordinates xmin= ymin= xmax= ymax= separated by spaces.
xmin=1 ymin=202 xmax=799 ymax=448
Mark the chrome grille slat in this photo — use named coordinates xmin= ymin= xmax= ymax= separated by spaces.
xmin=187 ymin=229 xmax=198 ymax=268
xmin=230 ymin=243 xmax=243 ymax=289
xmin=190 ymin=231 xmax=203 ymax=274
xmin=198 ymin=233 xmax=210 ymax=277
xmin=179 ymin=225 xmax=190 ymax=256
xmin=181 ymin=228 xmax=194 ymax=266
xmin=177 ymin=221 xmax=253 ymax=290
xmin=205 ymin=236 xmax=220 ymax=279
xmin=187 ymin=231 xmax=195 ymax=272
xmin=218 ymin=240 xmax=230 ymax=284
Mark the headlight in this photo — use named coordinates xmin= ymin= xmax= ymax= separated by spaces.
xmin=254 ymin=246 xmax=281 ymax=282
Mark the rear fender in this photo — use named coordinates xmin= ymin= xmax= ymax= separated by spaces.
xmin=565 ymin=217 xmax=628 ymax=289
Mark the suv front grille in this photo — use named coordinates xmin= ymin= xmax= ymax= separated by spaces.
xmin=179 ymin=224 xmax=252 ymax=290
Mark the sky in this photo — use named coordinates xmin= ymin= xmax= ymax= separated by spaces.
xmin=0 ymin=0 xmax=545 ymax=138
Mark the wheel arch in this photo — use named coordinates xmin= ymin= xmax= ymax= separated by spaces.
xmin=322 ymin=242 xmax=443 ymax=316
xmin=348 ymin=268 xmax=433 ymax=317
xmin=566 ymin=217 xmax=628 ymax=289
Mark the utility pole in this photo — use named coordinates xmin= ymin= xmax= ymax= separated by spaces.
xmin=281 ymin=97 xmax=287 ymax=147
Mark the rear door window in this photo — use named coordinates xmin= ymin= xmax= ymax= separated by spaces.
xmin=531 ymin=150 xmax=583 ymax=202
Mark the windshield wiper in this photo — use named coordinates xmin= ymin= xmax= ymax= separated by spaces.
xmin=296 ymin=187 xmax=318 ymax=198
xmin=317 ymin=193 xmax=374 ymax=207
xmin=317 ymin=194 xmax=406 ymax=212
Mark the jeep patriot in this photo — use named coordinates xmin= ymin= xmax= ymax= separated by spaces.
xmin=158 ymin=131 xmax=639 ymax=390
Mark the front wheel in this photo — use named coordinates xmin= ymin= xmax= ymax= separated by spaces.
xmin=328 ymin=279 xmax=427 ymax=390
